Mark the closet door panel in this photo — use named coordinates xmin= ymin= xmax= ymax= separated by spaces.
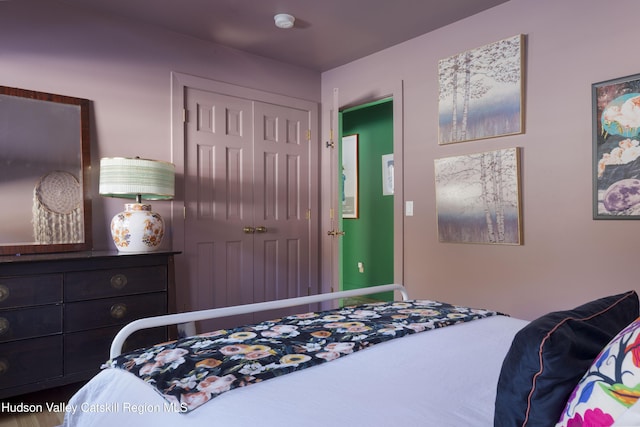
xmin=184 ymin=88 xmax=253 ymax=331
xmin=253 ymin=102 xmax=311 ymax=306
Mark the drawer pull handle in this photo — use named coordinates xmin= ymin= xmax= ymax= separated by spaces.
xmin=0 ymin=317 xmax=9 ymax=336
xmin=110 ymin=274 xmax=128 ymax=290
xmin=0 ymin=285 xmax=9 ymax=303
xmin=0 ymin=359 xmax=8 ymax=376
xmin=110 ymin=303 xmax=128 ymax=319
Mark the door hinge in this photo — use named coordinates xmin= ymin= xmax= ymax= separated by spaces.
xmin=326 ymin=128 xmax=335 ymax=148
xmin=306 ymin=209 xmax=311 ymax=220
xmin=330 ymin=208 xmax=334 ymax=219
xmin=183 ymin=108 xmax=188 ymax=123
xmin=306 ymin=129 xmax=311 ymax=141
xmin=183 ymin=206 xmax=186 ymax=219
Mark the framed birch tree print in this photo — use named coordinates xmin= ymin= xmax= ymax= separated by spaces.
xmin=434 ymin=147 xmax=522 ymax=244
xmin=438 ymin=34 xmax=525 ymax=144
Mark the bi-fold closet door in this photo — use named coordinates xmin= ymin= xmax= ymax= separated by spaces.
xmin=183 ymin=87 xmax=312 ymax=331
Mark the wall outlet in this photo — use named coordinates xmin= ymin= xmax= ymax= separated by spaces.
xmin=357 ymin=262 xmax=364 ymax=273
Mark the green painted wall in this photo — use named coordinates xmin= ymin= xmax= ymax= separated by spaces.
xmin=340 ymin=99 xmax=394 ymax=301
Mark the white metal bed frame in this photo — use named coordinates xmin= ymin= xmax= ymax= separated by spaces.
xmin=110 ymin=283 xmax=409 ymax=358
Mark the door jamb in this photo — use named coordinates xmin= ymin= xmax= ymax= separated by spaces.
xmin=323 ymin=81 xmax=404 ymax=297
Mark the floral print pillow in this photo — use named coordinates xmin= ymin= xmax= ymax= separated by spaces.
xmin=556 ymin=317 xmax=640 ymax=427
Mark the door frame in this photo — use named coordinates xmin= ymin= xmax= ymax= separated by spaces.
xmin=170 ymin=72 xmax=320 ymax=313
xmin=321 ymin=81 xmax=404 ymax=298
xmin=339 ymin=98 xmax=395 ymax=296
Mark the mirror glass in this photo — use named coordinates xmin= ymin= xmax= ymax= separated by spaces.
xmin=0 ymin=86 xmax=91 ymax=255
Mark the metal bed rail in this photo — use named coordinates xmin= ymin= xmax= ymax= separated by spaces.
xmin=110 ymin=283 xmax=409 ymax=358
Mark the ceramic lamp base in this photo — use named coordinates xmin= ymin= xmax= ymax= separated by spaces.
xmin=110 ymin=203 xmax=164 ymax=252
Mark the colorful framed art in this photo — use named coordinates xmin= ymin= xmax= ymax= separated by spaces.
xmin=593 ymin=73 xmax=640 ymax=219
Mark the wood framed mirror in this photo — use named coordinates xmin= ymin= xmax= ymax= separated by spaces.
xmin=0 ymin=85 xmax=91 ymax=255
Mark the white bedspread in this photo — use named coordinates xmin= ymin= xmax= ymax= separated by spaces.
xmin=63 ymin=315 xmax=528 ymax=427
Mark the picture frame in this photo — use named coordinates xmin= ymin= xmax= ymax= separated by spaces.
xmin=382 ymin=154 xmax=394 ymax=196
xmin=342 ymin=134 xmax=358 ymax=218
xmin=438 ymin=34 xmax=525 ymax=144
xmin=434 ymin=147 xmax=522 ymax=245
xmin=593 ymin=73 xmax=640 ymax=219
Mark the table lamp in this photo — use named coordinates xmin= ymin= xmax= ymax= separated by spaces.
xmin=99 ymin=157 xmax=175 ymax=252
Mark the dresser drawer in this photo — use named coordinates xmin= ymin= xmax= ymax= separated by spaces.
xmin=0 ymin=335 xmax=63 ymax=390
xmin=0 ymin=251 xmax=176 ymax=399
xmin=0 ymin=275 xmax=62 ymax=309
xmin=0 ymin=305 xmax=62 ymax=343
xmin=65 ymin=266 xmax=167 ymax=301
xmin=64 ymin=326 xmax=167 ymax=375
xmin=64 ymin=292 xmax=167 ymax=332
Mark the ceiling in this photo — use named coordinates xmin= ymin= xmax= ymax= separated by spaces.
xmin=59 ymin=0 xmax=509 ymax=72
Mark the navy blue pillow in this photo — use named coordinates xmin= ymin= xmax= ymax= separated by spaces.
xmin=494 ymin=291 xmax=639 ymax=427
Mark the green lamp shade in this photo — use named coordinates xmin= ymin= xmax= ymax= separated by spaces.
xmin=99 ymin=157 xmax=175 ymax=200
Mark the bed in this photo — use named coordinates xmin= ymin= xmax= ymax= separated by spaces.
xmin=62 ymin=285 xmax=640 ymax=427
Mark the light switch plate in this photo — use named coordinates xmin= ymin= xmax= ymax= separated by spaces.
xmin=405 ymin=201 xmax=414 ymax=216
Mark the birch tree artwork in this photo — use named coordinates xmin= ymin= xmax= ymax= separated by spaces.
xmin=434 ymin=147 xmax=522 ymax=244
xmin=438 ymin=34 xmax=524 ymax=144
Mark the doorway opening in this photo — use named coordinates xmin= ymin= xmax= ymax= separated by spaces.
xmin=339 ymin=98 xmax=394 ymax=303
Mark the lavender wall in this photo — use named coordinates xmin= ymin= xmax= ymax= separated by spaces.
xmin=0 ymin=0 xmax=320 ymax=250
xmin=322 ymin=0 xmax=640 ymax=320
xmin=3 ymin=0 xmax=639 ymax=320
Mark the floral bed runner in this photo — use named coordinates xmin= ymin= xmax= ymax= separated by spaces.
xmin=104 ymin=299 xmax=503 ymax=412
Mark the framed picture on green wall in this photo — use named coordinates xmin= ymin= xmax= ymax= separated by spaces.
xmin=382 ymin=154 xmax=394 ymax=195
xmin=342 ymin=134 xmax=358 ymax=218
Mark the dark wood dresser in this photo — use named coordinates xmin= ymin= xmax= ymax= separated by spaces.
xmin=0 ymin=250 xmax=177 ymax=399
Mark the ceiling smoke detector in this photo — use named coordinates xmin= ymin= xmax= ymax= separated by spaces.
xmin=274 ymin=13 xmax=295 ymax=29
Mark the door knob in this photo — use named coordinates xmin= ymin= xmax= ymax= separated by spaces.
xmin=327 ymin=230 xmax=345 ymax=236
xmin=255 ymin=226 xmax=268 ymax=233
xmin=243 ymin=226 xmax=255 ymax=234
